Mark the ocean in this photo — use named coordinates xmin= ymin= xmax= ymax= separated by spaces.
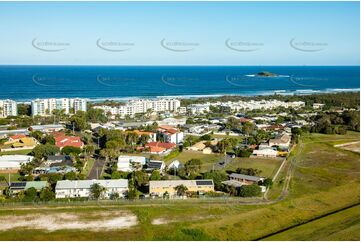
xmin=0 ymin=66 xmax=359 ymax=102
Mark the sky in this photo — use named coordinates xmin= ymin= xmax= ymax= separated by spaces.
xmin=0 ymin=1 xmax=359 ymax=65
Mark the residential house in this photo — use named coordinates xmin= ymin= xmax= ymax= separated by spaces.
xmin=127 ymin=130 xmax=157 ymax=143
xmin=0 ymin=155 xmax=33 ymax=173
xmin=149 ymin=179 xmax=214 ymax=198
xmin=55 ymin=179 xmax=128 ymax=199
xmin=269 ymin=133 xmax=291 ymax=150
xmin=30 ymin=124 xmax=64 ymax=133
xmin=157 ymin=125 xmax=184 ymax=144
xmin=9 ymin=181 xmax=48 ymax=194
xmin=44 ymin=155 xmax=73 ymax=167
xmin=187 ymin=141 xmax=206 ymax=151
xmin=145 ymin=160 xmax=166 ymax=173
xmin=1 ymin=137 xmax=38 ymax=152
xmin=167 ymin=160 xmax=183 ymax=171
xmin=157 ymin=118 xmax=187 ymax=126
xmin=145 ymin=142 xmax=176 ymax=155
xmin=228 ymin=173 xmax=264 ymax=185
xmin=54 ymin=133 xmax=84 ymax=150
xmin=252 ymin=149 xmax=278 ymax=158
xmin=117 ymin=156 xmax=147 ymax=172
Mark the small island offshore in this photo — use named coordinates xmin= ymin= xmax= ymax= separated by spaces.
xmin=256 ymin=71 xmax=279 ymax=77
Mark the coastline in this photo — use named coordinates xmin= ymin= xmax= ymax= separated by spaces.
xmin=14 ymin=88 xmax=360 ymax=104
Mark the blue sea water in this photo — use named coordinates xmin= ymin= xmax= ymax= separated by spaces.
xmin=0 ymin=66 xmax=359 ymax=101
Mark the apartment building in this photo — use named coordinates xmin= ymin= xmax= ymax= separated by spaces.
xmin=31 ymin=98 xmax=87 ymax=116
xmin=94 ymin=98 xmax=180 ymax=118
xmin=0 ymin=99 xmax=17 ymax=117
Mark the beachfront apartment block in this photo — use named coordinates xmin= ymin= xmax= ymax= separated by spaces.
xmin=31 ymin=98 xmax=87 ymax=116
xmin=186 ymin=100 xmax=306 ymax=113
xmin=94 ymin=98 xmax=181 ymax=118
xmin=0 ymin=99 xmax=17 ymax=117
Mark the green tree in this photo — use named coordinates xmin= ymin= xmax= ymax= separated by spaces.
xmin=39 ymin=187 xmax=55 ymax=201
xmin=203 ymin=171 xmax=228 ymax=190
xmin=61 ymin=146 xmax=82 ymax=156
xmin=41 ymin=134 xmax=55 ymax=145
xmin=31 ymin=144 xmax=59 ymax=159
xmin=184 ymin=159 xmax=202 ymax=178
xmin=64 ymin=171 xmax=77 ymax=180
xmin=149 ymin=170 xmax=161 ymax=181
xmin=87 ymin=108 xmax=108 ymax=123
xmin=89 ymin=183 xmax=106 ymax=200
xmin=261 ymin=178 xmax=273 ymax=188
xmin=23 ymin=187 xmax=38 ymax=202
xmin=226 ymin=117 xmax=241 ymax=130
xmin=175 ymin=184 xmax=188 ymax=197
xmin=239 ymin=184 xmax=261 ymax=197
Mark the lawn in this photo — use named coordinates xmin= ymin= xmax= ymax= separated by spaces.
xmin=0 ymin=149 xmax=32 ymax=155
xmin=224 ymin=157 xmax=283 ymax=177
xmin=0 ymin=172 xmax=20 ymax=183
xmin=264 ymin=205 xmax=360 ymax=241
xmin=164 ymin=150 xmax=223 ymax=172
xmin=0 ymin=132 xmax=359 ymax=240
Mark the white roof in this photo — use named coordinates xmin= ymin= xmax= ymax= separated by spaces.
xmin=118 ymin=156 xmax=146 ymax=164
xmin=149 ymin=179 xmax=213 ymax=189
xmin=168 ymin=160 xmax=182 ymax=170
xmin=0 ymin=155 xmax=34 ymax=162
xmin=252 ymin=149 xmax=278 ymax=155
xmin=56 ymin=179 xmax=128 ymax=190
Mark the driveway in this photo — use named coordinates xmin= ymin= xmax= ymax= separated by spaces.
xmin=87 ymin=159 xmax=105 ymax=179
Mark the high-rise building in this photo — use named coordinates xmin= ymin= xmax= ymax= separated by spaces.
xmin=0 ymin=99 xmax=17 ymax=117
xmin=31 ymin=98 xmax=87 ymax=116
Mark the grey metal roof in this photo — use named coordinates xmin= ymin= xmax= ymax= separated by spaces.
xmin=229 ymin=173 xmax=262 ymax=182
xmin=56 ymin=179 xmax=128 ymax=190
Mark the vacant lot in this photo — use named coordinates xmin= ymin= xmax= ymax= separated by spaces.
xmin=224 ymin=157 xmax=283 ymax=177
xmin=166 ymin=151 xmax=223 ymax=172
xmin=0 ymin=132 xmax=359 ymax=240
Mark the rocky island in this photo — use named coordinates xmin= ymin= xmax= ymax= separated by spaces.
xmin=256 ymin=71 xmax=279 ymax=77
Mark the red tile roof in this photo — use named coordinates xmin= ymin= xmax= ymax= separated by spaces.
xmin=9 ymin=134 xmax=27 ymax=140
xmin=55 ymin=135 xmax=84 ymax=148
xmin=146 ymin=142 xmax=176 ymax=150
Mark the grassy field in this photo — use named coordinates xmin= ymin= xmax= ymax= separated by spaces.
xmin=0 ymin=172 xmax=20 ymax=183
xmin=224 ymin=157 xmax=283 ymax=177
xmin=0 ymin=149 xmax=32 ymax=155
xmin=165 ymin=151 xmax=223 ymax=172
xmin=0 ymin=132 xmax=359 ymax=240
xmin=264 ymin=205 xmax=360 ymax=241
